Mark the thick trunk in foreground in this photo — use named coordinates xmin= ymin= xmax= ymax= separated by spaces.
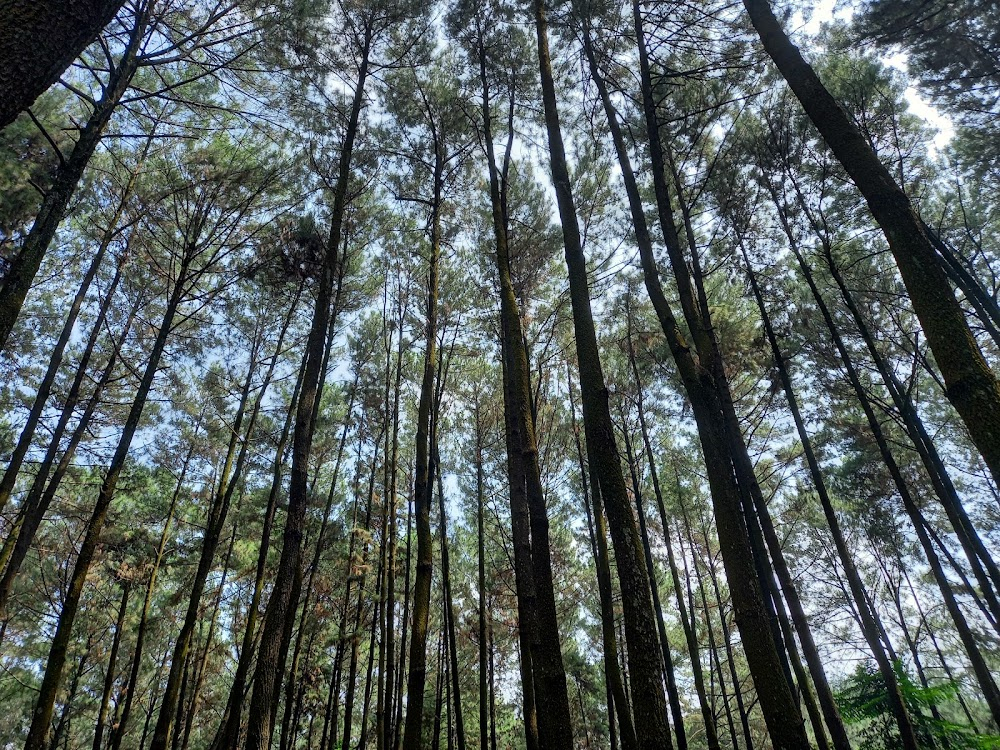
xmin=0 ymin=0 xmax=148 ymax=352
xmin=0 ymin=0 xmax=127 ymax=128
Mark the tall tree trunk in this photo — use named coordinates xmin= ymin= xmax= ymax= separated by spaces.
xmin=619 ymin=413 xmax=684 ymax=750
xmin=585 ymin=7 xmax=812 ymax=745
xmin=435 ymin=441 xmax=467 ymax=750
xmin=400 ymin=139 xmax=443 ymax=750
xmin=533 ymin=4 xmax=671 ymax=747
xmin=92 ymin=583 xmax=131 ymax=750
xmin=108 ymin=427 xmax=201 ymax=750
xmin=179 ymin=526 xmax=236 ymax=750
xmin=0 ymin=265 xmax=134 ymax=612
xmin=208 ymin=323 xmax=306 ymax=750
xmin=740 ymin=236 xmax=908 ymax=750
xmin=475 ymin=409 xmax=489 ymax=750
xmin=815 ymin=235 xmax=1000 ymax=622
xmin=625 ymin=333 xmax=720 ymax=750
xmin=0 ymin=173 xmax=135 ymax=516
xmin=786 ymin=226 xmax=1000 ymax=725
xmin=569 ymin=369 xmax=638 ymax=750
xmin=474 ymin=33 xmax=547 ymax=750
xmin=243 ymin=32 xmax=369 ymax=750
xmin=152 ymin=333 xmax=267 ymax=750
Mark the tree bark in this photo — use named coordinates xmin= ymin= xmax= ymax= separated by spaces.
xmin=0 ymin=0 xmax=127 ymax=128
xmin=0 ymin=0 xmax=149 ymax=352
xmin=243 ymin=31 xmax=369 ymax=750
xmin=24 ymin=244 xmax=192 ymax=750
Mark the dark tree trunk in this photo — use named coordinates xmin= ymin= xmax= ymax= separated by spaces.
xmin=787 ymin=229 xmax=1000 ymax=726
xmin=569 ymin=369 xmax=639 ymax=750
xmin=0 ymin=0 xmax=149 ymax=352
xmin=0 ymin=264 xmax=132 ymax=613
xmin=109 ymin=430 xmax=200 ymax=750
xmin=243 ymin=34 xmax=369 ymax=750
xmin=92 ymin=583 xmax=130 ymax=750
xmin=435 ymin=442 xmax=467 ymax=750
xmin=0 ymin=0 xmax=127 ymax=128
xmin=625 ymin=336 xmax=720 ymax=750
xmin=739 ymin=236 xmax=904 ymax=750
xmin=741 ymin=0 xmax=1000 ymax=487
xmin=533 ymin=4 xmax=671 ymax=747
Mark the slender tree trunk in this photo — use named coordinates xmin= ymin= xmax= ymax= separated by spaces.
xmin=49 ymin=634 xmax=93 ymax=750
xmin=180 ymin=526 xmax=236 ymax=750
xmin=626 ymin=337 xmax=720 ymax=750
xmin=401 ymin=144 xmax=443 ymax=750
xmin=209 ymin=318 xmax=306 ymax=750
xmin=680 ymin=500 xmax=744 ymax=750
xmin=533 ymin=4 xmax=670 ymax=747
xmin=244 ymin=35 xmax=369 ymax=750
xmin=24 ymin=246 xmax=192 ymax=750
xmin=0 ymin=268 xmax=134 ymax=612
xmin=475 ymin=411 xmax=490 ymax=750
xmin=152 ymin=337 xmax=267 ymax=750
xmin=109 ymin=427 xmax=200 ymax=750
xmin=584 ymin=7 xmax=812 ymax=745
xmin=740 ymin=237 xmax=905 ymax=750
xmin=569 ymin=369 xmax=638 ymax=750
xmin=435 ymin=441 xmax=467 ymax=750
xmin=474 ymin=35 xmax=549 ymax=750
xmin=0 ymin=182 xmax=130 ymax=516
xmin=620 ymin=414 xmax=684 ymax=750
xmin=92 ymin=583 xmax=131 ymax=750
xmin=816 ymin=236 xmax=1000 ymax=622
xmin=786 ymin=227 xmax=1000 ymax=725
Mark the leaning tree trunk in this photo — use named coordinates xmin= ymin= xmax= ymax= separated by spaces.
xmin=24 ymin=246 xmax=191 ymax=750
xmin=569 ymin=369 xmax=639 ymax=750
xmin=0 ymin=261 xmax=132 ymax=614
xmin=741 ymin=0 xmax=1000 ymax=487
xmin=585 ymin=7 xmax=810 ymax=745
xmin=738 ymin=238 xmax=896 ymax=750
xmin=788 ymin=229 xmax=1000 ymax=726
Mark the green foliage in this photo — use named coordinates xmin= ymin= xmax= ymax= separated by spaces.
xmin=837 ymin=661 xmax=1000 ymax=750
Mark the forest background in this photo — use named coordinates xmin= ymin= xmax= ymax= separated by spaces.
xmin=0 ymin=0 xmax=998 ymax=749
